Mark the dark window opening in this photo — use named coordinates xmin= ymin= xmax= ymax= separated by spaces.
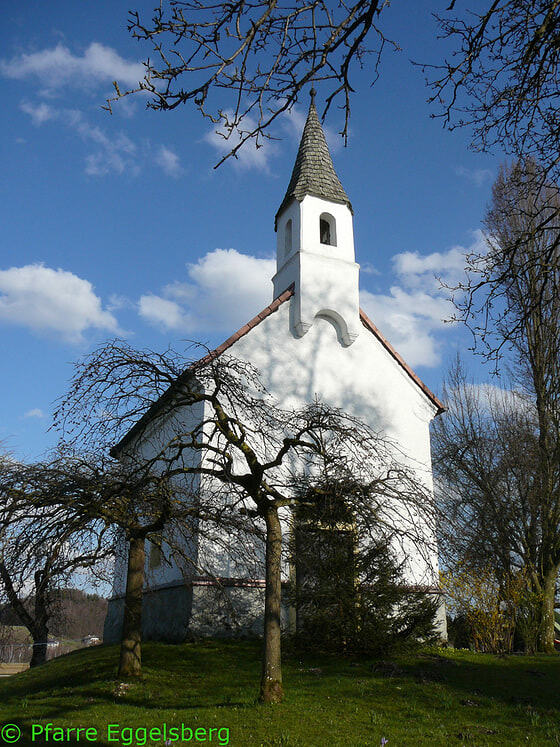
xmin=320 ymin=213 xmax=337 ymax=246
xmin=285 ymin=219 xmax=293 ymax=254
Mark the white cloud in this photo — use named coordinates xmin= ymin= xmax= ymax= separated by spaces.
xmin=189 ymin=249 xmax=274 ymax=299
xmin=449 ymin=382 xmax=534 ymax=418
xmin=1 ymin=42 xmax=144 ymax=93
xmin=360 ymin=233 xmax=487 ymax=368
xmin=163 ymin=281 xmax=196 ymax=303
xmin=24 ymin=408 xmax=45 ymax=419
xmin=138 ymin=294 xmax=188 ymax=331
xmin=19 ymin=100 xmax=187 ymax=179
xmin=108 ymin=294 xmax=134 ymax=312
xmin=393 ymin=246 xmax=467 ymax=288
xmin=67 ymin=109 xmax=137 ymax=176
xmin=19 ymin=101 xmax=139 ymax=177
xmin=360 ymin=287 xmax=450 ymax=368
xmin=205 ymin=113 xmax=278 ymax=171
xmin=464 ymin=382 xmax=513 ymax=409
xmin=360 ymin=262 xmax=381 ymax=276
xmin=0 ymin=264 xmax=120 ymax=342
xmin=392 ymin=230 xmax=488 ymax=290
xmin=455 ymin=165 xmax=493 ymax=187
xmin=155 ymin=145 xmax=183 ymax=177
xmin=20 ymin=100 xmax=57 ymax=125
xmin=139 ymin=249 xmax=275 ymax=332
xmin=6 ymin=43 xmax=166 ymax=179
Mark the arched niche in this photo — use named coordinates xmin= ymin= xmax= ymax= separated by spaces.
xmin=284 ymin=218 xmax=293 ymax=256
xmin=319 ymin=213 xmax=337 ymax=246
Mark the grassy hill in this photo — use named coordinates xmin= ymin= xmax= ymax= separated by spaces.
xmin=0 ymin=641 xmax=558 ymax=745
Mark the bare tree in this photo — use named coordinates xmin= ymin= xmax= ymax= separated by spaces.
xmin=432 ymin=357 xmax=560 ymax=651
xmin=425 ymin=1 xmax=560 ymax=288
xmin=4 ymin=453 xmax=209 ymax=679
xmin=104 ymin=2 xmax=560 ymax=172
xmin=55 ymin=341 xmax=437 ymax=702
xmin=0 ymin=461 xmax=113 ymax=667
xmin=105 ymin=1 xmax=399 ymax=165
xmin=436 ymin=160 xmax=560 ymax=645
xmin=446 ymin=159 xmax=560 ymax=368
xmin=428 ymin=1 xmax=560 ymax=183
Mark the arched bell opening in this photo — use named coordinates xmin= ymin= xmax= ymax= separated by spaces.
xmin=319 ymin=213 xmax=336 ymax=246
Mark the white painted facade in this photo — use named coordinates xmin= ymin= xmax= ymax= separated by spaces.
xmin=111 ymin=190 xmax=441 ymax=592
xmin=233 ymin=195 xmax=439 ymax=588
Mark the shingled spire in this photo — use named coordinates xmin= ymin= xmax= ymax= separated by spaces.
xmin=272 ymin=89 xmax=360 ymax=346
xmin=275 ymin=89 xmax=352 ymax=226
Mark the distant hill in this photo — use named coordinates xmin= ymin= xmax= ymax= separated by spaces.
xmin=0 ymin=589 xmax=107 ymax=640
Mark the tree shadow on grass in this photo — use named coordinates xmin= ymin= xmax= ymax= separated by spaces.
xmin=4 ymin=641 xmax=557 ymax=731
xmin=373 ymin=650 xmax=560 ymax=713
xmin=0 ymin=642 xmax=262 ymax=723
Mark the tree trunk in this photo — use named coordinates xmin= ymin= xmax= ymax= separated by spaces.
xmin=118 ymin=535 xmax=145 ymax=678
xmin=538 ymin=565 xmax=558 ymax=653
xmin=29 ymin=625 xmax=48 ymax=668
xmin=260 ymin=506 xmax=284 ymax=704
xmin=0 ymin=561 xmax=48 ymax=667
xmin=31 ymin=570 xmax=51 ymax=668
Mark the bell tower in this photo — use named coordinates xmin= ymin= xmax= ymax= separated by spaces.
xmin=272 ymin=90 xmax=361 ymax=346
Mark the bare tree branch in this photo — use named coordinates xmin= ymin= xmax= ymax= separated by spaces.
xmin=104 ymin=0 xmax=398 ymax=165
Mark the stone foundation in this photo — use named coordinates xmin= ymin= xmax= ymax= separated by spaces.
xmin=104 ymin=580 xmax=446 ymax=644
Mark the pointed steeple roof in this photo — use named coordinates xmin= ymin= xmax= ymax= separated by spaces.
xmin=275 ymin=90 xmax=352 ymax=226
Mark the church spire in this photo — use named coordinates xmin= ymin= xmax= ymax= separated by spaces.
xmin=271 ymin=89 xmax=361 ymax=347
xmin=276 ymin=90 xmax=352 ymax=226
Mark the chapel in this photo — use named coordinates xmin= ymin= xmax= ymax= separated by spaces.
xmin=104 ymin=92 xmax=446 ymax=643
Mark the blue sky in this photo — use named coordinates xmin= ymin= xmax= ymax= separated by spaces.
xmin=1 ymin=1 xmax=499 ymax=461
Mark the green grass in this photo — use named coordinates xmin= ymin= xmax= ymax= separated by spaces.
xmin=0 ymin=641 xmax=558 ymax=746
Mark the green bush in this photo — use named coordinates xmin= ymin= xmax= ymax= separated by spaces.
xmin=287 ymin=504 xmax=439 ymax=655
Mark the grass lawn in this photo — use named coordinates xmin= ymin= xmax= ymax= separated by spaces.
xmin=0 ymin=641 xmax=558 ymax=746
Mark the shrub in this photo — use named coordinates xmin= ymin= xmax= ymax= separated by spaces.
xmin=441 ymin=564 xmax=536 ymax=653
xmin=288 ymin=523 xmax=439 ymax=655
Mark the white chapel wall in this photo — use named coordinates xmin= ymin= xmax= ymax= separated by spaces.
xmin=111 ymin=397 xmax=206 ymax=596
xmin=224 ymin=300 xmax=440 ymax=588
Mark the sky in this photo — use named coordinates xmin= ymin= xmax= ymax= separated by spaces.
xmin=0 ymin=0 xmax=501 ymax=461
